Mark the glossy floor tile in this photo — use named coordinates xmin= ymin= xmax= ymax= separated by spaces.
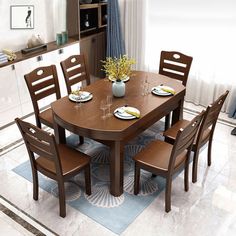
xmin=0 ymin=108 xmax=236 ymax=235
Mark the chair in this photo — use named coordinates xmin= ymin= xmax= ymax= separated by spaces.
xmin=15 ymin=118 xmax=91 ymax=217
xmin=163 ymin=90 xmax=229 ymax=183
xmin=24 ymin=65 xmax=61 ymax=129
xmin=159 ymin=51 xmax=193 ymax=86
xmin=133 ymin=112 xmax=203 ymax=212
xmin=60 ymin=54 xmax=91 ymax=94
xmin=159 ymin=51 xmax=193 ymax=130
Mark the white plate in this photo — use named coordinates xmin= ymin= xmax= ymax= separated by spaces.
xmin=114 ymin=106 xmax=140 ymax=120
xmin=108 ymin=76 xmax=130 ymax=82
xmin=69 ymin=91 xmax=93 ymax=102
xmin=151 ymin=86 xmax=173 ymax=96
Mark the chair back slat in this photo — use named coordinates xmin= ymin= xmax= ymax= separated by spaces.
xmin=159 ymin=51 xmax=193 ymax=86
xmin=67 ymin=65 xmax=86 ymax=78
xmin=15 ymin=118 xmax=62 ymax=175
xmin=169 ymin=112 xmax=204 ymax=170
xmin=60 ymin=54 xmax=91 ymax=94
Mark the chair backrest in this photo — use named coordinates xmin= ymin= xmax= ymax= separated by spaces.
xmin=60 ymin=54 xmax=91 ymax=94
xmin=159 ymin=51 xmax=193 ymax=86
xmin=195 ymin=90 xmax=229 ymax=148
xmin=15 ymin=118 xmax=63 ymax=176
xmin=24 ymin=65 xmax=61 ymax=117
xmin=169 ymin=111 xmax=204 ymax=171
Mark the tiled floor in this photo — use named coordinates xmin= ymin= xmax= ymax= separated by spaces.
xmin=0 ymin=103 xmax=236 ymax=235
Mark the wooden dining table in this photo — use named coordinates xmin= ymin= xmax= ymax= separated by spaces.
xmin=51 ymin=71 xmax=186 ymax=197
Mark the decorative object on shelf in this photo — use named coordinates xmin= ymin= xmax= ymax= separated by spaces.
xmin=2 ymin=49 xmax=17 ymax=61
xmin=10 ymin=5 xmax=34 ymax=29
xmin=56 ymin=33 xmax=63 ymax=46
xmin=21 ymin=34 xmax=46 ymax=54
xmin=102 ymin=55 xmax=135 ymax=82
xmin=84 ymin=14 xmax=90 ymax=28
xmin=27 ymin=34 xmax=44 ymax=48
xmin=112 ymin=79 xmax=125 ymax=97
xmin=61 ymin=31 xmax=68 ymax=44
xmin=0 ymin=52 xmax=8 ymax=64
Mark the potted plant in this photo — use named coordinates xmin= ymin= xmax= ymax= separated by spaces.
xmin=101 ymin=55 xmax=136 ymax=97
xmin=102 ymin=55 xmax=136 ymax=82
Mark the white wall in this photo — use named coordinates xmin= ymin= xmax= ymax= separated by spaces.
xmin=0 ymin=0 xmax=66 ymax=51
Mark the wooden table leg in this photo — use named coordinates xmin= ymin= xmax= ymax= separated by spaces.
xmin=109 ymin=141 xmax=124 ymax=197
xmin=171 ymin=98 xmax=184 ymax=126
xmin=53 ymin=117 xmax=66 ymax=144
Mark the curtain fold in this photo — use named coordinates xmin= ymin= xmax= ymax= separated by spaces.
xmin=106 ymin=0 xmax=125 ymax=57
xmin=119 ymin=0 xmax=147 ymax=70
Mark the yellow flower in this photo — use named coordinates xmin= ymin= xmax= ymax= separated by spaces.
xmin=101 ymin=55 xmax=136 ymax=81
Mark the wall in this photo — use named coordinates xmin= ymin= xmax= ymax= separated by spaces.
xmin=0 ymin=0 xmax=66 ymax=51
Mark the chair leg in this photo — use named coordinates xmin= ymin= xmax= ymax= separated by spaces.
xmin=184 ymin=160 xmax=189 ymax=192
xmin=32 ymin=169 xmax=38 ymax=200
xmin=84 ymin=165 xmax=91 ymax=195
xmin=192 ymin=149 xmax=200 ymax=183
xmin=36 ymin=116 xmax=41 ymax=129
xmin=165 ymin=176 xmax=172 ymax=212
xmin=134 ymin=163 xmax=140 ymax=195
xmin=207 ymin=139 xmax=212 ymax=166
xmin=58 ymin=180 xmax=66 ymax=218
xmin=79 ymin=136 xmax=84 ymax=144
xmin=165 ymin=114 xmax=170 ymax=131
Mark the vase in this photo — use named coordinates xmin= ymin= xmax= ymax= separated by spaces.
xmin=112 ymin=80 xmax=125 ymax=97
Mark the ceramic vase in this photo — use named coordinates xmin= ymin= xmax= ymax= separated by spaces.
xmin=112 ymin=79 xmax=125 ymax=97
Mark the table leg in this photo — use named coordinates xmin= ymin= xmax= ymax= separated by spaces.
xmin=110 ymin=141 xmax=124 ymax=197
xmin=53 ymin=119 xmax=66 ymax=144
xmin=171 ymin=98 xmax=184 ymax=125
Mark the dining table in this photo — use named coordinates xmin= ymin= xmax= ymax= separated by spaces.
xmin=51 ymin=71 xmax=186 ymax=197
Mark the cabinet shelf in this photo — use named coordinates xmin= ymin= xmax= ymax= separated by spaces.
xmin=80 ymin=27 xmax=97 ymax=34
xmin=0 ymin=38 xmax=79 ymax=69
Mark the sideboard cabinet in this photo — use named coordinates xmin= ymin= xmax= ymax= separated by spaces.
xmin=0 ymin=39 xmax=80 ymax=128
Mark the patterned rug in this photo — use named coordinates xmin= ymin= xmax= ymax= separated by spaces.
xmin=13 ymin=122 xmax=166 ymax=235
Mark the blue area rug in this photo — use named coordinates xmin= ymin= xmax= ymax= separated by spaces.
xmin=13 ymin=122 xmax=165 ymax=235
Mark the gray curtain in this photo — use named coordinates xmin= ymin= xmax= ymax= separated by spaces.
xmin=106 ymin=0 xmax=125 ymax=57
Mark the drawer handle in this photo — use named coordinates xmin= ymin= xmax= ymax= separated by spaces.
xmin=58 ymin=48 xmax=64 ymax=54
xmin=11 ymin=64 xmax=15 ymax=70
xmin=37 ymin=55 xmax=43 ymax=61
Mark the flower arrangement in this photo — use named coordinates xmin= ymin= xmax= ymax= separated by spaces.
xmin=102 ymin=55 xmax=136 ymax=81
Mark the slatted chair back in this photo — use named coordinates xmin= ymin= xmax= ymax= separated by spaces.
xmin=169 ymin=111 xmax=204 ymax=171
xmin=15 ymin=118 xmax=62 ymax=177
xmin=60 ymin=54 xmax=91 ymax=94
xmin=159 ymin=51 xmax=193 ymax=86
xmin=195 ymin=90 xmax=229 ymax=148
xmin=24 ymin=65 xmax=61 ymax=128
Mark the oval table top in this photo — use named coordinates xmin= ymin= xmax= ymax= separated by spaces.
xmin=51 ymin=71 xmax=185 ymax=141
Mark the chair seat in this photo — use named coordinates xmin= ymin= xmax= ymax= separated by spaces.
xmin=39 ymin=108 xmax=53 ymax=128
xmin=133 ymin=140 xmax=187 ymax=171
xmin=163 ymin=119 xmax=211 ymax=147
xmin=36 ymin=144 xmax=90 ymax=176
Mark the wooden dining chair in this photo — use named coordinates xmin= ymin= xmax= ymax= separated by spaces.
xmin=133 ymin=112 xmax=203 ymax=212
xmin=60 ymin=54 xmax=91 ymax=94
xmin=163 ymin=90 xmax=229 ymax=183
xmin=159 ymin=51 xmax=193 ymax=130
xmin=15 ymin=118 xmax=91 ymax=217
xmin=24 ymin=65 xmax=61 ymax=129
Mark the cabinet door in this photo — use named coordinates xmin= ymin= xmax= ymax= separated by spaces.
xmin=80 ymin=32 xmax=106 ymax=81
xmin=96 ymin=31 xmax=106 ymax=78
xmin=0 ymin=65 xmax=22 ymax=127
xmin=80 ymin=35 xmax=96 ymax=79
